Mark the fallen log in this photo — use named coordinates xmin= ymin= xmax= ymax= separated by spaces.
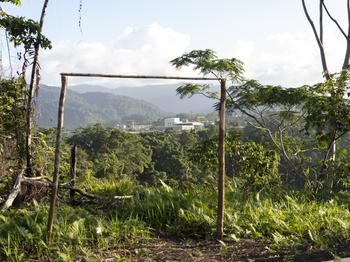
xmin=1 ymin=174 xmax=132 ymax=212
xmin=1 ymin=169 xmax=24 ymax=212
xmin=59 ymin=184 xmax=133 ymax=201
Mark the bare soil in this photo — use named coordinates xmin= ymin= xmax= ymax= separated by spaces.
xmin=100 ymin=237 xmax=338 ymax=262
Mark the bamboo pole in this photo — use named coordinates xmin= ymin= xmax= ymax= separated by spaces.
xmin=47 ymin=75 xmax=67 ymax=241
xmin=216 ymin=79 xmax=226 ymax=240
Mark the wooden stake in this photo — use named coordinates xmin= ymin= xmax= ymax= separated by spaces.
xmin=69 ymin=144 xmax=77 ymax=203
xmin=217 ymin=79 xmax=226 ymax=240
xmin=47 ymin=75 xmax=67 ymax=241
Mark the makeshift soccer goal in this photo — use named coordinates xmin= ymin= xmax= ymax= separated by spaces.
xmin=47 ymin=72 xmax=228 ymax=241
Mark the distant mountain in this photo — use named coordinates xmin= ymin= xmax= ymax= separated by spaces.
xmin=36 ymin=85 xmax=166 ymax=130
xmin=71 ymin=83 xmax=217 ymax=114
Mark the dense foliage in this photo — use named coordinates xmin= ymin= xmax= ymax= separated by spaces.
xmin=1 ymin=37 xmax=350 ymax=261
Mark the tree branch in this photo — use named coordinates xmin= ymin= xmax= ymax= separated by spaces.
xmin=342 ymin=0 xmax=350 ymax=70
xmin=322 ymin=131 xmax=337 ymax=164
xmin=322 ymin=1 xmax=347 ymax=39
xmin=302 ymin=0 xmax=330 ymax=79
xmin=320 ymin=0 xmax=324 ymax=44
xmin=1 ymin=173 xmax=132 ymax=212
xmin=226 ymin=90 xmax=266 ymax=128
xmin=1 ymin=169 xmax=24 ymax=212
xmin=279 ymin=127 xmax=291 ymax=161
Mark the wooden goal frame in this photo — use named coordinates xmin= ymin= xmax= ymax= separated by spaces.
xmin=47 ymin=72 xmax=227 ymax=241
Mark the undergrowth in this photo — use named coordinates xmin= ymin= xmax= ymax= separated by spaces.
xmin=0 ymin=180 xmax=349 ymax=261
xmin=0 ymin=201 xmax=149 ymax=261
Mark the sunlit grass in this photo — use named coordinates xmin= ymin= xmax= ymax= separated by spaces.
xmin=0 ymin=180 xmax=349 ymax=260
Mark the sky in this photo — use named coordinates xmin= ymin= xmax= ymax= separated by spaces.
xmin=0 ymin=0 xmax=347 ymax=87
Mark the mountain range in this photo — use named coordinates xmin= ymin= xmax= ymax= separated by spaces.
xmin=35 ymin=83 xmax=218 ymax=130
xmin=36 ymin=85 xmax=166 ymax=130
xmin=70 ymin=83 xmax=217 ymax=114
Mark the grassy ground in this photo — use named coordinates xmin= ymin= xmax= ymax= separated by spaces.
xmin=1 ymin=180 xmax=350 ymax=261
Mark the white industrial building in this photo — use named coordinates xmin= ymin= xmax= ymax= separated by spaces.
xmin=164 ymin=117 xmax=182 ymax=128
xmin=163 ymin=118 xmax=204 ymax=131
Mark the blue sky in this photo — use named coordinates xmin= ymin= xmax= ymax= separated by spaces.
xmin=1 ymin=0 xmax=347 ymax=87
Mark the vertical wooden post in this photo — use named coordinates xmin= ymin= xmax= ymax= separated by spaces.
xmin=217 ymin=79 xmax=226 ymax=240
xmin=69 ymin=144 xmax=77 ymax=203
xmin=47 ymin=75 xmax=67 ymax=241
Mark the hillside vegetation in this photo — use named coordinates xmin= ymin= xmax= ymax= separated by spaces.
xmin=1 ymin=123 xmax=350 ymax=260
xmin=36 ymin=86 xmax=165 ymax=129
xmin=1 ymin=1 xmax=350 ymax=261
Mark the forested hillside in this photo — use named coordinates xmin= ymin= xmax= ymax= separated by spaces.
xmin=36 ymin=86 xmax=165 ymax=129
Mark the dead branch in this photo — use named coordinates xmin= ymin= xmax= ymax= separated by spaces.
xmin=59 ymin=184 xmax=133 ymax=201
xmin=1 ymin=169 xmax=24 ymax=212
xmin=1 ymin=173 xmax=132 ymax=212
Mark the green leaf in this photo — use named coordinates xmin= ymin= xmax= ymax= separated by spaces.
xmin=0 ymin=0 xmax=21 ymax=6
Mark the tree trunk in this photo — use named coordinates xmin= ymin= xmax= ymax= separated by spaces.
xmin=25 ymin=0 xmax=50 ymax=176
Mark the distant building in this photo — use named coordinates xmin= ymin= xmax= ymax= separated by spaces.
xmin=163 ymin=118 xmax=204 ymax=131
xmin=164 ymin=118 xmax=182 ymax=128
xmin=131 ymin=124 xmax=151 ymax=131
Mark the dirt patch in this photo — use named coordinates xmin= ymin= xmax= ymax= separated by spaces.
xmin=101 ymin=238 xmax=283 ymax=261
xmin=96 ymin=236 xmax=350 ymax=261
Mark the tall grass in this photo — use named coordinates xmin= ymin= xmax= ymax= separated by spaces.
xmin=225 ymin=196 xmax=350 ymax=252
xmin=1 ymin=180 xmax=349 ymax=260
xmin=125 ymin=182 xmax=350 ymax=253
xmin=0 ymin=201 xmax=149 ymax=261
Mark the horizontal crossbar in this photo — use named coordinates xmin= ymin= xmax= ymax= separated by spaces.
xmin=60 ymin=72 xmax=224 ymax=81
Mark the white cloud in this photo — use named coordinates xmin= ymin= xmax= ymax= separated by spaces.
xmin=40 ymin=22 xmax=192 ymax=86
xmin=231 ymin=29 xmax=345 ymax=86
xmin=39 ymin=22 xmax=346 ymax=88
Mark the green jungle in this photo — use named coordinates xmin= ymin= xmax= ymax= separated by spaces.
xmin=1 ymin=0 xmax=350 ymax=261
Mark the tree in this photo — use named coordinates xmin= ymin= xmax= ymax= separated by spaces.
xmin=0 ymin=1 xmax=52 ymax=168
xmin=192 ymin=134 xmax=280 ymax=194
xmin=171 ymin=49 xmax=244 ymax=239
xmin=0 ymin=78 xmax=26 ymax=174
xmin=140 ymin=131 xmax=204 ymax=187
xmin=68 ymin=124 xmax=152 ymax=179
xmin=170 ymin=49 xmax=350 ymax=187
xmin=0 ymin=1 xmax=51 ymax=211
xmin=230 ymin=75 xmax=350 ymax=186
xmin=301 ymin=0 xmax=350 ymax=160
xmin=25 ymin=0 xmax=50 ymax=177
